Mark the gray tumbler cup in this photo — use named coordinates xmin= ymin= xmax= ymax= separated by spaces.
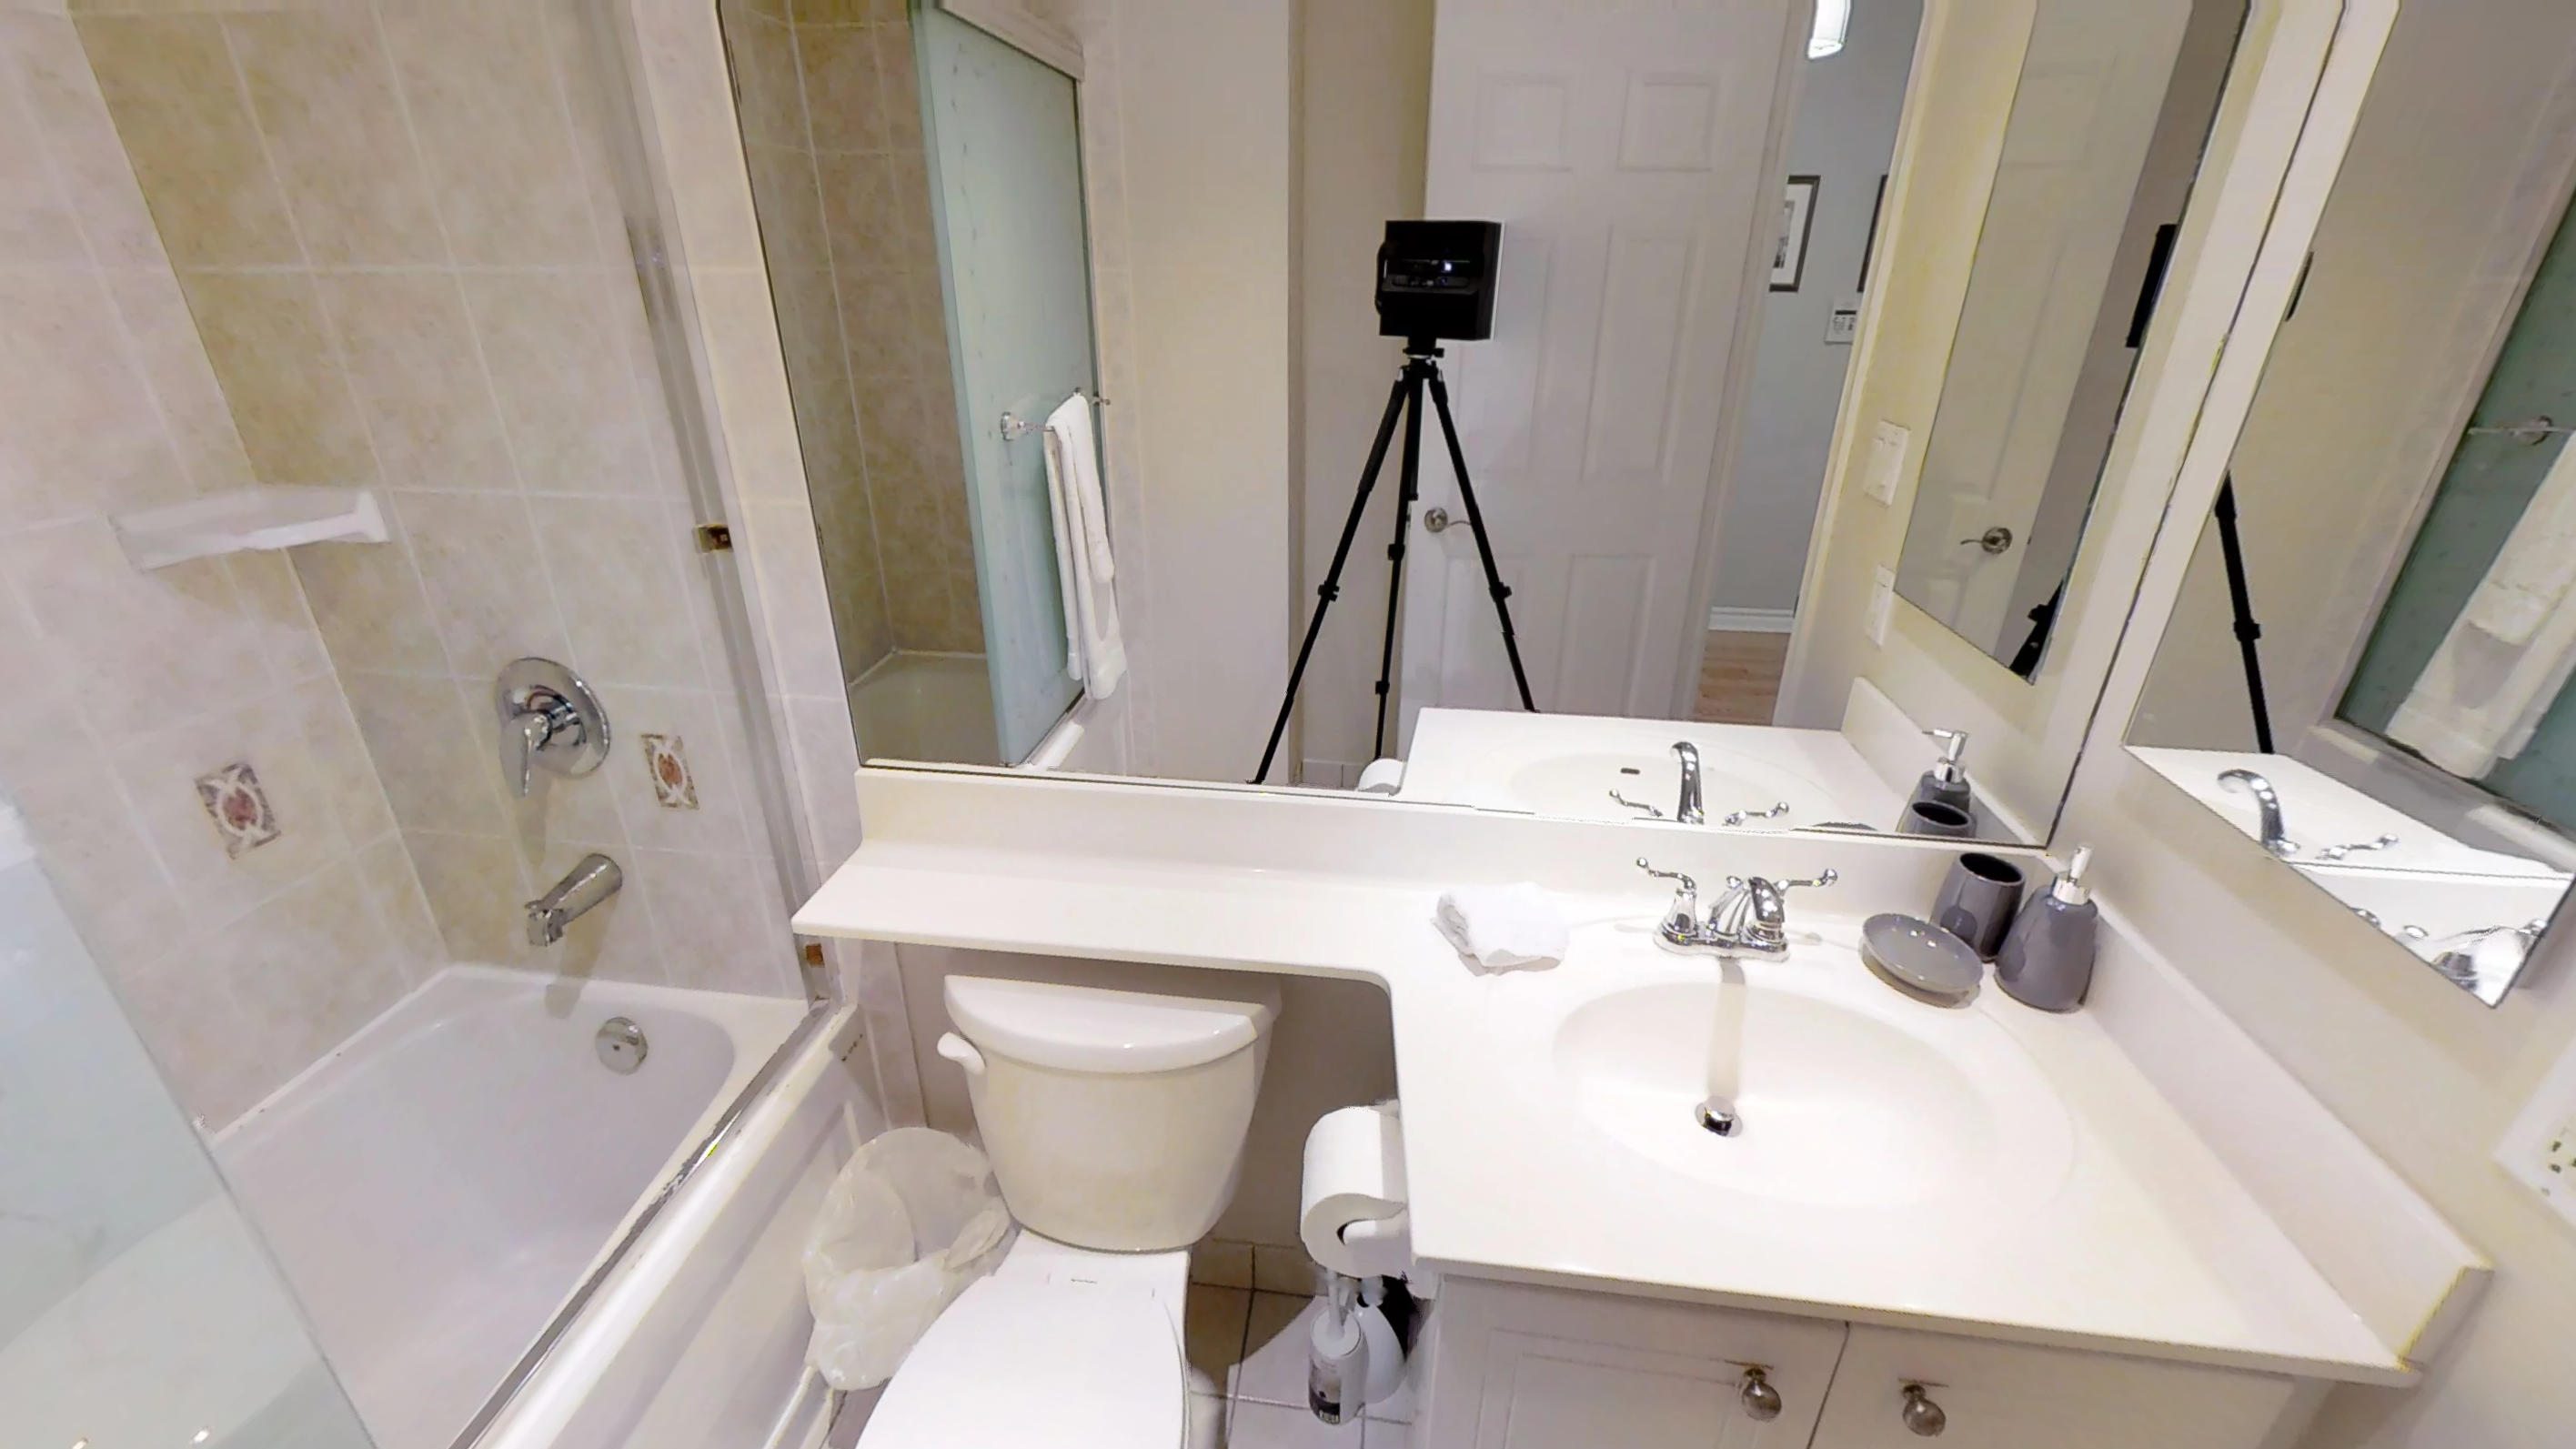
xmin=1932 ymin=851 xmax=2026 ymax=960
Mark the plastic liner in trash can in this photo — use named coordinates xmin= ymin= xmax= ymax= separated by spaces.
xmin=803 ymin=1127 xmax=1016 ymax=1390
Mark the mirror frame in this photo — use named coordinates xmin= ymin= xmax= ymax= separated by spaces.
xmin=2088 ymin=0 xmax=2576 ymax=1004
xmin=1779 ymin=0 xmax=2350 ymax=849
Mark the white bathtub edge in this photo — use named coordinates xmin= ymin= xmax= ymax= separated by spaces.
xmin=472 ymin=1001 xmax=865 ymax=1449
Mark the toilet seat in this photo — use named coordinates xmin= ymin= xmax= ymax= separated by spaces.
xmin=858 ymin=1272 xmax=1187 ymax=1449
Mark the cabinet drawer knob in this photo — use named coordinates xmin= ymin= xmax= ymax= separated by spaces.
xmin=1900 ymin=1384 xmax=1947 ymax=1437
xmin=1737 ymin=1367 xmax=1782 ymax=1422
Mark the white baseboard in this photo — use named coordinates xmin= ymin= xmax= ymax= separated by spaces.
xmin=1706 ymin=607 xmax=1796 ymax=634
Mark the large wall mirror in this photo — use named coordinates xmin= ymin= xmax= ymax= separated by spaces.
xmin=1895 ymin=0 xmax=2244 ymax=675
xmin=715 ymin=0 xmax=2259 ymax=853
xmin=2124 ymin=11 xmax=2576 ymax=1004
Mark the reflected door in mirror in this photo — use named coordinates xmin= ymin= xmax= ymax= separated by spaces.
xmin=1895 ymin=0 xmax=2243 ymax=672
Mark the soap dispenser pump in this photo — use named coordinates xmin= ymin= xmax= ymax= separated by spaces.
xmin=1910 ymin=729 xmax=1973 ymax=815
xmin=1995 ymin=845 xmax=2098 ymax=1011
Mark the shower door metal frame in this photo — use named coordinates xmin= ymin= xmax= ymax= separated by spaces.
xmin=439 ymin=2 xmax=862 ymax=1444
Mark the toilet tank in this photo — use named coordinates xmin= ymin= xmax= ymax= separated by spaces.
xmin=940 ymin=975 xmax=1281 ymax=1251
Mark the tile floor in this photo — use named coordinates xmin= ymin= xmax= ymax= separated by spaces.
xmin=1184 ymin=1243 xmax=1414 ymax=1448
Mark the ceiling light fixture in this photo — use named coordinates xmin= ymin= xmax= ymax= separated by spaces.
xmin=1809 ymin=0 xmax=1850 ymax=58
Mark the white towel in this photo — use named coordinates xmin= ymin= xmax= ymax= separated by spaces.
xmin=2390 ymin=436 xmax=2576 ymax=777
xmin=1041 ymin=392 xmax=1125 ymax=698
xmin=1433 ymin=883 xmax=1568 ymax=973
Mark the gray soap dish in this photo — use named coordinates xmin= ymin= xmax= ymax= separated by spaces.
xmin=1861 ymin=912 xmax=1983 ymax=1007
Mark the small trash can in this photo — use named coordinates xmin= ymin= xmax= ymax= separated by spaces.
xmin=801 ymin=1127 xmax=1015 ymax=1390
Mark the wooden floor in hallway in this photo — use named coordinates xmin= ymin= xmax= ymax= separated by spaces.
xmin=1693 ymin=629 xmax=1791 ymax=725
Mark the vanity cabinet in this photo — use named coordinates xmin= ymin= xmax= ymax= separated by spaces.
xmin=1418 ymin=1278 xmax=1846 ymax=1449
xmin=1805 ymin=1326 xmax=2297 ymax=1449
xmin=1418 ymin=1279 xmax=2303 ymax=1449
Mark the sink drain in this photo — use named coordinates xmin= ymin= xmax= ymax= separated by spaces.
xmin=1695 ymin=1097 xmax=1739 ymax=1137
xmin=596 ymin=1016 xmax=648 ymax=1074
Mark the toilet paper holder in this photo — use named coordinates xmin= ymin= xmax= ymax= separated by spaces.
xmin=1302 ymin=1102 xmax=1412 ymax=1280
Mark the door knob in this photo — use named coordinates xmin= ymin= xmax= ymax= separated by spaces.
xmin=1900 ymin=1384 xmax=1947 ymax=1436
xmin=1423 ymin=506 xmax=1453 ymax=533
xmin=1958 ymin=526 xmax=2013 ymax=555
xmin=1737 ymin=1366 xmax=1782 ymax=1422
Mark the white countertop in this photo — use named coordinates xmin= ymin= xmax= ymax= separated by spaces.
xmin=799 ymin=831 xmax=2410 ymax=1384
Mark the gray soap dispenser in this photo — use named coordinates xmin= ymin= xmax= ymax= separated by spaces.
xmin=1995 ymin=845 xmax=2098 ymax=1011
xmin=1910 ymin=729 xmax=1973 ymax=815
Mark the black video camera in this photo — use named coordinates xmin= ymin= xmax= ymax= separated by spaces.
xmin=1375 ymin=219 xmax=1504 ymax=345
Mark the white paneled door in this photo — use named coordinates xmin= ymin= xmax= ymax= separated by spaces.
xmin=1397 ymin=0 xmax=1800 ymax=745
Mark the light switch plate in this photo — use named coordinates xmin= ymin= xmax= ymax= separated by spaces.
xmin=1863 ymin=420 xmax=1908 ymax=505
xmin=2498 ymin=1031 xmax=2576 ymax=1235
xmin=1826 ymin=296 xmax=1861 ymax=345
xmin=1867 ymin=566 xmax=1897 ymax=647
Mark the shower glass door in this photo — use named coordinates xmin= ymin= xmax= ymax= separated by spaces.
xmin=915 ymin=4 xmax=1098 ymax=763
xmin=2 ymin=820 xmax=373 ymax=1449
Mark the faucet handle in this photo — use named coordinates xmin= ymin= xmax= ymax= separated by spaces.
xmin=1635 ymin=858 xmax=1701 ymax=935
xmin=503 ymin=707 xmax=556 ymax=798
xmin=1723 ymin=870 xmax=1836 ymax=950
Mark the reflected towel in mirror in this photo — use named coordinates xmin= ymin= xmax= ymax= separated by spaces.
xmin=2390 ymin=435 xmax=2576 ymax=776
xmin=1041 ymin=392 xmax=1125 ymax=697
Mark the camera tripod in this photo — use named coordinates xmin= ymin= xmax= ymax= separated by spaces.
xmin=1254 ymin=339 xmax=1535 ymax=784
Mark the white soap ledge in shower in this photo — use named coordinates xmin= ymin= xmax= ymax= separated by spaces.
xmin=113 ymin=486 xmax=388 ymax=571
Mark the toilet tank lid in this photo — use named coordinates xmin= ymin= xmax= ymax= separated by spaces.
xmin=945 ymin=976 xmax=1279 ymax=1073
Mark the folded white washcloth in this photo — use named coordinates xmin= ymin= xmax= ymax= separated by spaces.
xmin=1434 ymin=882 xmax=1569 ymax=973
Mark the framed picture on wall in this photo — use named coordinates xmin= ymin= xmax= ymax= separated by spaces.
xmin=1772 ymin=176 xmax=1819 ymax=292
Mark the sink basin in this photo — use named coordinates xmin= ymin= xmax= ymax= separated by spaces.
xmin=1504 ymin=750 xmax=1841 ymax=827
xmin=1551 ymin=976 xmax=2073 ymax=1210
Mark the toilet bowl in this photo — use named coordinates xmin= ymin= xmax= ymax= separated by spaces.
xmin=856 ymin=975 xmax=1282 ymax=1449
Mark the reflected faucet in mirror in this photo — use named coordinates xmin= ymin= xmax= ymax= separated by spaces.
xmin=2217 ymin=769 xmax=2296 ymax=857
xmin=1672 ymin=741 xmax=1706 ymax=824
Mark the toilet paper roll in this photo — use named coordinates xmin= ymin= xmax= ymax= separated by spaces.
xmin=1301 ymin=1102 xmax=1411 ymax=1279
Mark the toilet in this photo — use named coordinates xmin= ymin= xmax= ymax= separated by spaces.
xmin=857 ymin=973 xmax=1283 ymax=1449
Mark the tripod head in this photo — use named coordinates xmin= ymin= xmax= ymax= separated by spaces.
xmin=1402 ymin=337 xmax=1445 ymax=361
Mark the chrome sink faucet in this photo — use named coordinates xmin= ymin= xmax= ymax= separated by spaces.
xmin=2217 ymin=768 xmax=2297 ymax=856
xmin=526 ymin=853 xmax=622 ymax=947
xmin=1672 ymin=741 xmax=1706 ymax=824
xmin=1635 ymin=858 xmax=1836 ymax=960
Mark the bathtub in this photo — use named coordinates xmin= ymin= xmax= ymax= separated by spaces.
xmin=215 ymin=965 xmax=875 ymax=1449
xmin=847 ymin=650 xmax=1001 ymax=765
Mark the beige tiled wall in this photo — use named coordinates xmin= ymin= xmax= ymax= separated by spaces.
xmin=73 ymin=0 xmax=803 ymax=1004
xmin=0 ymin=5 xmax=439 ymax=1125
xmin=723 ymin=0 xmax=983 ymax=675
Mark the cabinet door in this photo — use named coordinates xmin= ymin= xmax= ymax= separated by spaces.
xmin=1808 ymin=1326 xmax=2298 ymax=1449
xmin=1418 ymin=1279 xmax=1846 ymax=1449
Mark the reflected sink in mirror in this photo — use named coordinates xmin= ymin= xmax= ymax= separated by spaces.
xmin=1399 ymin=708 xmax=1907 ymax=831
xmin=1540 ymin=959 xmax=2075 ymax=1212
xmin=1504 ymin=748 xmax=1842 ymax=829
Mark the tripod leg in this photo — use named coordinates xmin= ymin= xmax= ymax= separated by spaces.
xmin=1371 ymin=363 xmax=1427 ymax=756
xmin=1254 ymin=371 xmax=1412 ymax=782
xmin=2213 ymin=478 xmax=2274 ymax=753
xmin=1426 ymin=369 xmax=1538 ymax=712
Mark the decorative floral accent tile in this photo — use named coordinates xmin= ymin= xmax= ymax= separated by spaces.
xmin=641 ymin=733 xmax=699 ymax=810
xmin=196 ymin=761 xmax=280 ymax=857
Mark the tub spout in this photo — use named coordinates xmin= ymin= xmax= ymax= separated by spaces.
xmin=526 ymin=853 xmax=622 ymax=947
